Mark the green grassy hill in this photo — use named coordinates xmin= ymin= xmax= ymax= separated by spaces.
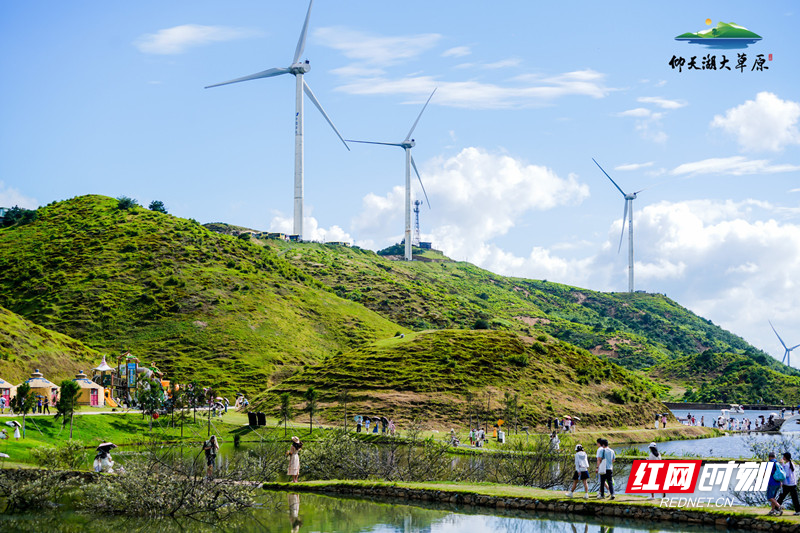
xmin=0 ymin=305 xmax=99 ymax=384
xmin=255 ymin=240 xmax=775 ymax=373
xmin=0 ymin=195 xmax=401 ymax=394
xmin=652 ymin=351 xmax=800 ymax=404
xmin=253 ymin=329 xmax=667 ymax=427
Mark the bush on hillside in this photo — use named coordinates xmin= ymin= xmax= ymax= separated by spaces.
xmin=148 ymin=200 xmax=167 ymax=213
xmin=1 ymin=206 xmax=38 ymax=227
xmin=473 ymin=319 xmax=490 ymax=330
xmin=116 ymin=196 xmax=139 ymax=210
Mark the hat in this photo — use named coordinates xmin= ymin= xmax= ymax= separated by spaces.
xmin=649 ymin=442 xmax=657 ymax=447
xmin=575 ymin=444 xmax=583 ymax=451
xmin=291 ymin=436 xmax=300 ymax=444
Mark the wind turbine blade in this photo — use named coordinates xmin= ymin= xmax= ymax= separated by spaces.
xmin=592 ymin=158 xmax=626 ymax=197
xmin=410 ymin=154 xmax=431 ymax=208
xmin=617 ymin=201 xmax=628 ymax=254
xmin=303 ymin=80 xmax=349 ymax=151
xmin=293 ymin=0 xmax=314 ymax=64
xmin=770 ymin=320 xmax=790 ymax=350
xmin=345 ymin=140 xmax=404 ymax=147
xmin=205 ymin=67 xmax=291 ymax=89
xmin=404 ymin=88 xmax=437 ymax=142
xmin=789 ymin=344 xmax=800 ymax=351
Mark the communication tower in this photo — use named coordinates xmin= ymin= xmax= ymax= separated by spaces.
xmin=413 ymin=200 xmax=422 ymax=246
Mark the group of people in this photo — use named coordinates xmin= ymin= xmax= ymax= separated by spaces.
xmin=653 ymin=413 xmax=668 ymax=429
xmin=565 ymin=438 xmax=617 ymax=500
xmin=547 ymin=417 xmax=577 ymax=433
xmin=355 ymin=416 xmax=395 ymax=435
xmin=767 ymin=452 xmax=800 ymax=516
xmin=469 ymin=427 xmax=487 ymax=447
xmin=681 ymin=413 xmax=704 ymax=426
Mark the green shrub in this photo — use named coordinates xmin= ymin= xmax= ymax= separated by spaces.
xmin=473 ymin=319 xmax=490 ymax=330
xmin=532 ymin=342 xmax=547 ymax=355
xmin=507 ymin=353 xmax=530 ymax=367
xmin=30 ymin=440 xmax=87 ymax=470
xmin=116 ymin=196 xmax=139 ymax=210
xmin=148 ymin=200 xmax=167 ymax=213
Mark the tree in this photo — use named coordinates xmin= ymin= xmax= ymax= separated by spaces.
xmin=117 ymin=196 xmax=139 ymax=210
xmin=304 ymin=387 xmax=318 ymax=435
xmin=503 ymin=391 xmax=520 ymax=434
xmin=1 ymin=205 xmax=37 ymax=227
xmin=9 ymin=383 xmax=35 ymax=438
xmin=279 ymin=393 xmax=292 ymax=437
xmin=56 ymin=380 xmax=81 ymax=439
xmin=473 ymin=318 xmax=490 ymax=330
xmin=148 ymin=200 xmax=167 ymax=213
xmin=138 ymin=378 xmax=165 ymax=431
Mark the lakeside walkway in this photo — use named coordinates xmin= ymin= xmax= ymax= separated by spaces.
xmin=263 ymin=480 xmax=800 ymax=532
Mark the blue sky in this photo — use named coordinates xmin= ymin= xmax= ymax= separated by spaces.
xmin=1 ymin=1 xmax=799 ymax=363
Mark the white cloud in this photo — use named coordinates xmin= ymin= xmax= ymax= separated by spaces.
xmin=0 ymin=183 xmax=37 ymax=209
xmin=314 ymin=27 xmax=441 ymax=66
xmin=672 ymin=156 xmax=800 ymax=176
xmin=615 ymin=162 xmax=654 ymax=171
xmin=353 ymin=147 xmax=589 ymax=254
xmin=442 ymin=46 xmax=471 ymax=58
xmin=617 ymin=108 xmax=653 ymax=118
xmin=334 ymin=70 xmax=612 ymax=109
xmin=269 ymin=215 xmax=353 ymax=244
xmin=711 ymin=92 xmax=800 ymax=152
xmin=134 ymin=24 xmax=259 ymax=55
xmin=637 ymin=96 xmax=687 ymax=109
xmin=483 ymin=58 xmax=522 ymax=69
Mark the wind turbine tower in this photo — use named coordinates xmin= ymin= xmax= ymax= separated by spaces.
xmin=347 ymin=89 xmax=436 ymax=261
xmin=205 ymin=0 xmax=349 ymax=240
xmin=412 ymin=199 xmax=422 ymax=246
xmin=770 ymin=321 xmax=800 ymax=367
xmin=593 ymin=158 xmax=645 ymax=293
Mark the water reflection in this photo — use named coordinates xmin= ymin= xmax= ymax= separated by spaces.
xmin=0 ymin=491 xmax=738 ymax=532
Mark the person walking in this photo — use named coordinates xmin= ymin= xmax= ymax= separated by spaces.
xmin=767 ymin=452 xmax=784 ymax=515
xmin=287 ymin=436 xmax=302 ymax=483
xmin=43 ymin=398 xmax=50 ymax=415
xmin=566 ymin=444 xmax=590 ymax=499
xmin=596 ymin=438 xmax=616 ymax=499
xmin=661 ymin=414 xmax=667 ymax=429
xmin=549 ymin=431 xmax=560 ymax=452
xmin=0 ymin=395 xmax=5 ymax=414
xmin=647 ymin=442 xmax=666 ymax=500
xmin=778 ymin=452 xmax=800 ymax=514
xmin=202 ymin=435 xmax=219 ymax=479
xmin=654 ymin=413 xmax=659 ymax=430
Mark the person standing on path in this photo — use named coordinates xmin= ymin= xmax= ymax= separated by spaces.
xmin=566 ymin=444 xmax=590 ymax=499
xmin=202 ymin=435 xmax=219 ymax=479
xmin=43 ymin=398 xmax=50 ymax=415
xmin=767 ymin=452 xmax=784 ymax=516
xmin=596 ymin=438 xmax=615 ymax=499
xmin=778 ymin=452 xmax=800 ymax=514
xmin=654 ymin=413 xmax=659 ymax=430
xmin=647 ymin=442 xmax=667 ymax=500
xmin=287 ymin=436 xmax=302 ymax=483
xmin=661 ymin=414 xmax=667 ymax=429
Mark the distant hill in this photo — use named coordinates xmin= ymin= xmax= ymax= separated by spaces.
xmin=0 ymin=195 xmax=401 ymax=395
xmin=651 ymin=351 xmax=800 ymax=404
xmin=253 ymin=329 xmax=667 ymax=427
xmin=676 ymin=22 xmax=762 ymax=39
xmin=0 ymin=305 xmax=98 ymax=384
xmin=261 ymin=240 xmax=777 ymax=373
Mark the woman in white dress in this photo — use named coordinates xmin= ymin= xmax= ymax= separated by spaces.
xmin=287 ymin=436 xmax=302 ymax=482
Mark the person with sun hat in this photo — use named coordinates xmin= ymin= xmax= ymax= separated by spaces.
xmin=286 ymin=436 xmax=303 ymax=482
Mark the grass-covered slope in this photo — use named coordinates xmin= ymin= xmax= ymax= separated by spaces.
xmin=253 ymin=329 xmax=668 ymax=428
xmin=652 ymin=351 xmax=800 ymax=404
xmin=0 ymin=195 xmax=402 ymax=394
xmin=0 ymin=306 xmax=99 ymax=383
xmin=256 ymin=241 xmax=774 ymax=373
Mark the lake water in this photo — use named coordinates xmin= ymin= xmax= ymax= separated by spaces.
xmin=0 ymin=491 xmax=746 ymax=532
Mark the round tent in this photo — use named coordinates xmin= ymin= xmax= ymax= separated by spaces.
xmin=73 ymin=370 xmax=104 ymax=407
xmin=19 ymin=369 xmax=59 ymax=404
xmin=0 ymin=378 xmax=16 ymax=405
xmin=92 ymin=355 xmax=116 ymax=388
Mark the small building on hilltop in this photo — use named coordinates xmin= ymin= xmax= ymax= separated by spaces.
xmin=19 ymin=369 xmax=59 ymax=404
xmin=73 ymin=370 xmax=104 ymax=407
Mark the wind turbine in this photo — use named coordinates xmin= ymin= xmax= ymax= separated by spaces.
xmin=769 ymin=320 xmax=800 ymax=367
xmin=347 ymin=89 xmax=436 ymax=261
xmin=592 ymin=158 xmax=645 ymax=293
xmin=205 ymin=0 xmax=349 ymax=240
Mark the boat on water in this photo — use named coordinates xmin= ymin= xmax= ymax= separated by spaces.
xmin=721 ymin=404 xmax=745 ymax=415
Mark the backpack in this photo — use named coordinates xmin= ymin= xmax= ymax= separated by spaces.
xmin=773 ymin=462 xmax=787 ymax=482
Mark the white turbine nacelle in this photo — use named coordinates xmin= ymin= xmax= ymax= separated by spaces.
xmin=401 ymin=139 xmax=416 ymax=149
xmin=290 ymin=61 xmax=311 ymax=74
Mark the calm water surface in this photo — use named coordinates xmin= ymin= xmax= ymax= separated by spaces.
xmin=0 ymin=491 xmax=748 ymax=532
